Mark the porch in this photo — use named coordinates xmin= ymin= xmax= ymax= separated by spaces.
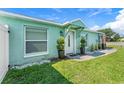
xmin=66 ymin=48 xmax=116 ymax=61
xmin=64 ymin=23 xmax=84 ymax=55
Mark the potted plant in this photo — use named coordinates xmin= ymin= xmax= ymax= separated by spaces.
xmin=95 ymin=44 xmax=98 ymax=50
xmin=56 ymin=36 xmax=65 ymax=59
xmin=90 ymin=44 xmax=94 ymax=52
xmin=80 ymin=37 xmax=86 ymax=55
xmin=102 ymin=43 xmax=106 ymax=49
xmin=98 ymin=43 xmax=101 ymax=50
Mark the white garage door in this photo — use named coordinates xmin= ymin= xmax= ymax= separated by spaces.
xmin=0 ymin=24 xmax=9 ymax=83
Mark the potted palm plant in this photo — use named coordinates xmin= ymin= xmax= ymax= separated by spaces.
xmin=56 ymin=36 xmax=65 ymax=59
xmin=80 ymin=37 xmax=86 ymax=55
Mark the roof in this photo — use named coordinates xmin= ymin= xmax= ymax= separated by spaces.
xmin=63 ymin=18 xmax=86 ymax=26
xmin=0 ymin=10 xmax=104 ymax=34
xmin=0 ymin=10 xmax=62 ymax=26
xmin=83 ymin=28 xmax=105 ymax=34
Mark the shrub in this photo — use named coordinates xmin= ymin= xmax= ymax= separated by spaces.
xmin=95 ymin=44 xmax=98 ymax=50
xmin=90 ymin=44 xmax=95 ymax=52
xmin=98 ymin=43 xmax=101 ymax=49
xmin=56 ymin=36 xmax=65 ymax=51
xmin=80 ymin=36 xmax=86 ymax=48
xmin=80 ymin=37 xmax=86 ymax=54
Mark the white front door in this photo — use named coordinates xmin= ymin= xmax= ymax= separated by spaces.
xmin=65 ymin=31 xmax=74 ymax=54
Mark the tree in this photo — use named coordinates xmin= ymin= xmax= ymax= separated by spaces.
xmin=111 ymin=33 xmax=120 ymax=41
xmin=98 ymin=28 xmax=120 ymax=42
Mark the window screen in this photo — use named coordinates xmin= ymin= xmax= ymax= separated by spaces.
xmin=25 ymin=26 xmax=47 ymax=54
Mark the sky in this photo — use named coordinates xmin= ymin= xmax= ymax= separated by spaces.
xmin=0 ymin=8 xmax=124 ymax=36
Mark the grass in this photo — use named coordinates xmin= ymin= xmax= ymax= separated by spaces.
xmin=2 ymin=63 xmax=72 ymax=84
xmin=2 ymin=46 xmax=124 ymax=84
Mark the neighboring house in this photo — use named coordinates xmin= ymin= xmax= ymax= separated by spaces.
xmin=0 ymin=11 xmax=105 ymax=66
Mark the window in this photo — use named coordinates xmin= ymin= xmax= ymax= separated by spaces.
xmin=25 ymin=26 xmax=48 ymax=56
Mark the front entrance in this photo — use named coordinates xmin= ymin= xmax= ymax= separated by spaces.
xmin=65 ymin=31 xmax=75 ymax=55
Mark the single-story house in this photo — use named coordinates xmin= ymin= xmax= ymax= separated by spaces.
xmin=0 ymin=11 xmax=106 ymax=66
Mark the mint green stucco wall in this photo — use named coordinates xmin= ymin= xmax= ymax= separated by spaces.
xmin=86 ymin=31 xmax=99 ymax=51
xmin=75 ymin=30 xmax=99 ymax=53
xmin=0 ymin=16 xmax=64 ymax=65
xmin=0 ymin=16 xmax=100 ymax=65
xmin=80 ymin=30 xmax=99 ymax=52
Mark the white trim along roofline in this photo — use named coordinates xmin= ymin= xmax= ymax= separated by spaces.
xmin=63 ymin=18 xmax=86 ymax=26
xmin=0 ymin=10 xmax=104 ymax=34
xmin=83 ymin=29 xmax=105 ymax=34
xmin=0 ymin=10 xmax=62 ymax=27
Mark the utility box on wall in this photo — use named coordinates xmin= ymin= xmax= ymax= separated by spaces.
xmin=0 ymin=24 xmax=9 ymax=83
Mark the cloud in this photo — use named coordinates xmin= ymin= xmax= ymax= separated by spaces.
xmin=103 ymin=9 xmax=124 ymax=35
xmin=90 ymin=25 xmax=101 ymax=31
xmin=89 ymin=8 xmax=112 ymax=17
xmin=90 ymin=9 xmax=124 ymax=35
xmin=77 ymin=8 xmax=113 ymax=17
xmin=116 ymin=9 xmax=124 ymax=20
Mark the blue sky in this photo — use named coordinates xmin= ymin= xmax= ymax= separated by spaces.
xmin=0 ymin=8 xmax=124 ymax=35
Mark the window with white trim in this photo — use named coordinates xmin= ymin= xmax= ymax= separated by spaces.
xmin=25 ymin=26 xmax=48 ymax=55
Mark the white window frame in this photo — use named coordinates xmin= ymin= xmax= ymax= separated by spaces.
xmin=24 ymin=25 xmax=48 ymax=58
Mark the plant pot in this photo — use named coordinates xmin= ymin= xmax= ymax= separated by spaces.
xmin=98 ymin=43 xmax=102 ymax=49
xmin=58 ymin=50 xmax=65 ymax=59
xmin=102 ymin=43 xmax=106 ymax=49
xmin=80 ymin=47 xmax=85 ymax=55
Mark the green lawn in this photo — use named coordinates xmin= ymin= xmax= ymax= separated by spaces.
xmin=2 ymin=46 xmax=124 ymax=84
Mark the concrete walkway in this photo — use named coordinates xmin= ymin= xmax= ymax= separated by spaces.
xmin=67 ymin=48 xmax=117 ymax=61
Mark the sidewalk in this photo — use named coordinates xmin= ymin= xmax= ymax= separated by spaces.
xmin=67 ymin=48 xmax=117 ymax=61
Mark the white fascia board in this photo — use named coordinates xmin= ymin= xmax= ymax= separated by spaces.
xmin=0 ymin=10 xmax=63 ymax=27
xmin=63 ymin=18 xmax=87 ymax=28
xmin=83 ymin=29 xmax=105 ymax=34
xmin=63 ymin=18 xmax=81 ymax=26
xmin=0 ymin=11 xmax=104 ymax=35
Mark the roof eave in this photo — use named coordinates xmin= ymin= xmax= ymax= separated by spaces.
xmin=83 ymin=29 xmax=105 ymax=34
xmin=0 ymin=10 xmax=63 ymax=27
